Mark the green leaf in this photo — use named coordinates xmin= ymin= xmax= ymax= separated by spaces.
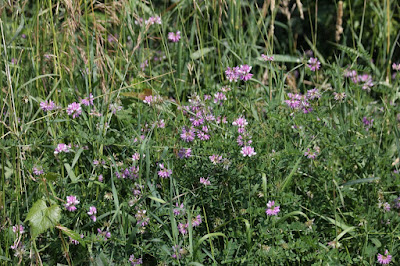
xmin=56 ymin=225 xmax=85 ymax=247
xmin=190 ymin=47 xmax=215 ymax=60
xmin=45 ymin=172 xmax=59 ymax=181
xmin=64 ymin=163 xmax=78 ymax=183
xmin=25 ymin=199 xmax=61 ymax=238
xmin=341 ymin=177 xmax=379 ymax=187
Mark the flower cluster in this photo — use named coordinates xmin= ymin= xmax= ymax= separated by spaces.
xmin=97 ymin=228 xmax=111 ymax=241
xmin=87 ymin=206 xmax=97 ymax=222
xmin=129 ymin=254 xmax=143 ymax=265
xmin=64 ymin=195 xmax=80 ymax=212
xmin=158 ymin=163 xmax=172 ymax=178
xmin=115 ymin=165 xmax=139 ymax=179
xmin=80 ymin=93 xmax=94 ymax=106
xmin=66 ymin=102 xmax=82 ymax=118
xmin=173 ymin=203 xmax=185 ymax=216
xmin=304 ymin=146 xmax=320 ymax=159
xmin=54 ymin=143 xmax=71 ymax=155
xmin=225 ymin=65 xmax=253 ymax=82
xmin=200 ymin=177 xmax=211 ymax=186
xmin=135 ymin=16 xmax=162 ymax=26
xmin=307 ymin=57 xmax=321 ymax=71
xmin=168 ymin=31 xmax=181 ymax=42
xmin=285 ymin=89 xmax=320 ymax=113
xmin=392 ymin=63 xmax=400 ymax=71
xmin=178 ymin=215 xmax=202 ymax=235
xmin=40 ymin=100 xmax=57 ymax=112
xmin=178 ymin=148 xmax=192 ymax=159
xmin=265 ymin=200 xmax=280 ymax=216
xmin=344 ymin=68 xmax=373 ymax=91
xmin=261 ymin=54 xmax=274 ymax=61
xmin=232 ymin=116 xmax=256 ymax=157
xmin=32 ymin=166 xmax=44 ymax=175
xmin=143 ymin=95 xmax=163 ymax=105
xmin=362 ymin=117 xmax=374 ymax=131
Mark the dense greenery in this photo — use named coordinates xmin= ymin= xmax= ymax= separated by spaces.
xmin=1 ymin=0 xmax=400 ymax=265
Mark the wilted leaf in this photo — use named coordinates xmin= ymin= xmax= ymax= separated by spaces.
xmin=122 ymin=89 xmax=152 ymax=100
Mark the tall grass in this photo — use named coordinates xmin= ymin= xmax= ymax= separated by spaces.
xmin=1 ymin=0 xmax=400 ymax=264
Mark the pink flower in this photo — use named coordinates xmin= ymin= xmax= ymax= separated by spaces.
xmin=241 ymin=146 xmax=256 ymax=157
xmin=81 ymin=93 xmax=94 ymax=106
xmin=266 ymin=200 xmax=280 ymax=216
xmin=158 ymin=164 xmax=172 ymax=178
xmin=392 ymin=63 xmax=400 ymax=71
xmin=200 ymin=177 xmax=211 ymax=186
xmin=178 ymin=222 xmax=188 ymax=235
xmin=209 ymin=154 xmax=222 ymax=164
xmin=192 ymin=215 xmax=202 ymax=227
xmin=173 ymin=203 xmax=185 ymax=216
xmin=377 ymin=250 xmax=392 ymax=265
xmin=225 ymin=66 xmax=240 ymax=82
xmin=232 ymin=116 xmax=248 ymax=127
xmin=32 ymin=166 xmax=44 ymax=175
xmin=307 ymin=57 xmax=321 ymax=71
xmin=64 ymin=196 xmax=79 ymax=212
xmin=168 ymin=31 xmax=181 ymax=42
xmin=261 ymin=54 xmax=274 ymax=61
xmin=178 ymin=148 xmax=192 ymax=159
xmin=180 ymin=127 xmax=195 ymax=142
xmin=54 ymin=143 xmax=71 ymax=155
xmin=129 ymin=254 xmax=143 ymax=265
xmin=12 ymin=225 xmax=24 ymax=234
xmin=87 ymin=206 xmax=97 ymax=222
xmin=66 ymin=102 xmax=82 ymax=118
xmin=40 ymin=100 xmax=57 ymax=111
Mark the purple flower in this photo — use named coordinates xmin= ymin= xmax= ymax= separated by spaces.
xmin=192 ymin=215 xmax=202 ymax=227
xmin=307 ymin=57 xmax=321 ymax=71
xmin=209 ymin=154 xmax=222 ymax=164
xmin=158 ymin=164 xmax=172 ymax=178
xmin=178 ymin=148 xmax=192 ymax=159
xmin=135 ymin=209 xmax=149 ymax=227
xmin=87 ymin=206 xmax=97 ymax=222
xmin=12 ymin=225 xmax=24 ymax=234
xmin=362 ymin=117 xmax=374 ymax=131
xmin=81 ymin=93 xmax=94 ymax=106
xmin=241 ymin=146 xmax=256 ymax=157
xmin=304 ymin=146 xmax=320 ymax=159
xmin=54 ymin=143 xmax=71 ymax=155
xmin=261 ymin=54 xmax=274 ymax=61
xmin=178 ymin=222 xmax=188 ymax=235
xmin=40 ymin=100 xmax=57 ymax=111
xmin=232 ymin=116 xmax=248 ymax=127
xmin=180 ymin=127 xmax=195 ymax=142
xmin=377 ymin=250 xmax=392 ymax=265
xmin=64 ymin=196 xmax=79 ymax=212
xmin=266 ymin=200 xmax=280 ymax=216
xmin=238 ymin=64 xmax=253 ymax=81
xmin=200 ymin=177 xmax=211 ymax=186
xmin=173 ymin=203 xmax=185 ymax=216
xmin=97 ymin=228 xmax=111 ymax=241
xmin=306 ymin=88 xmax=321 ymax=100
xmin=129 ymin=254 xmax=143 ymax=265
xmin=140 ymin=60 xmax=148 ymax=71
xmin=168 ymin=31 xmax=181 ymax=42
xmin=172 ymin=245 xmax=184 ymax=259
xmin=225 ymin=66 xmax=240 ymax=82
xmin=333 ymin=92 xmax=346 ymax=101
xmin=109 ymin=103 xmax=122 ymax=114
xmin=143 ymin=95 xmax=162 ymax=105
xmin=32 ymin=166 xmax=44 ymax=175
xmin=66 ymin=102 xmax=82 ymax=118
xmin=213 ymin=92 xmax=227 ymax=104
xmin=392 ymin=63 xmax=400 ymax=71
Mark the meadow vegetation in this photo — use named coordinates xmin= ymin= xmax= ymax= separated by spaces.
xmin=1 ymin=0 xmax=400 ymax=265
